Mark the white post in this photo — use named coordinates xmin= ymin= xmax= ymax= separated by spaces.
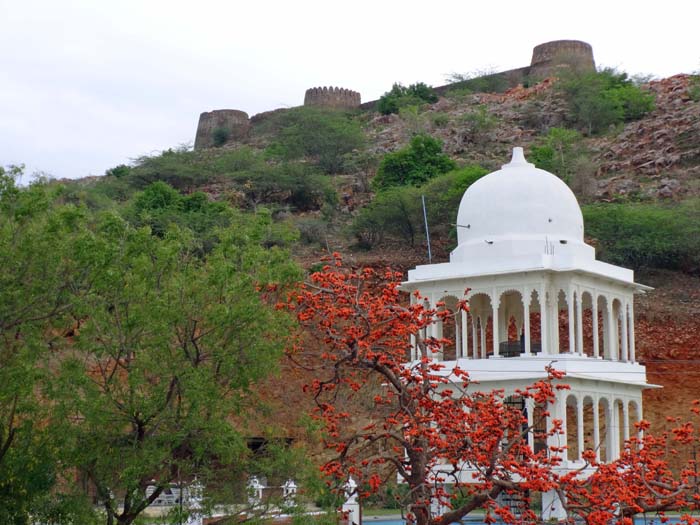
xmin=629 ymin=302 xmax=636 ymax=363
xmin=623 ymin=401 xmax=630 ymax=443
xmin=472 ymin=317 xmax=478 ymax=359
xmin=607 ymin=303 xmax=617 ymax=361
xmin=621 ymin=304 xmax=629 ymax=362
xmin=460 ymin=310 xmax=468 ymax=358
xmin=539 ymin=287 xmax=548 ymax=355
xmin=592 ymin=295 xmax=600 ymax=358
xmin=480 ymin=317 xmax=487 ymax=359
xmin=523 ymin=291 xmax=531 ymax=356
xmin=342 ymin=477 xmax=360 ymax=525
xmin=593 ymin=399 xmax=601 ymax=462
xmin=576 ymin=292 xmax=584 ymax=356
xmin=552 ymin=291 xmax=560 ymax=354
xmin=492 ymin=296 xmax=500 ymax=357
xmin=567 ymin=291 xmax=575 ymax=354
xmin=577 ymin=396 xmax=584 ymax=461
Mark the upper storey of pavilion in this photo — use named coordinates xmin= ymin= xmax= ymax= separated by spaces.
xmin=405 ymin=148 xmax=649 ymax=292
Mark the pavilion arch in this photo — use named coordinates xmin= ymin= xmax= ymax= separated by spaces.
xmin=566 ymin=394 xmax=580 ymax=461
xmin=497 ymin=289 xmax=525 ymax=357
xmin=466 ymin=292 xmax=492 ymax=359
xmin=436 ymin=294 xmax=461 ymax=361
xmin=556 ymin=289 xmax=571 ymax=354
xmin=612 ymin=298 xmax=624 ymax=362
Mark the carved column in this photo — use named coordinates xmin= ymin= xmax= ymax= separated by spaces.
xmin=576 ymin=291 xmax=584 ymax=356
xmin=592 ymin=294 xmax=600 ymax=358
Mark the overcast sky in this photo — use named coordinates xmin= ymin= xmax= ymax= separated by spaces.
xmin=1 ymin=0 xmax=699 ymax=180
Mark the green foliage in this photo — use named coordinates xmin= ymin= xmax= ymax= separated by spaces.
xmin=0 ymin=168 xmax=304 ymax=524
xmin=353 ymin=164 xmax=487 ymax=248
xmin=129 ymin=147 xmax=211 ymax=191
xmin=377 ymin=82 xmax=438 ymax=115
xmin=460 ymin=105 xmax=499 ymax=144
xmin=0 ymin=170 xmax=98 ymax=523
xmin=353 ymin=186 xmax=422 ymax=247
xmin=124 ymin=181 xmax=233 ymax=251
xmin=267 ymin=107 xmax=365 ymax=173
xmin=529 ymin=127 xmax=584 ymax=181
xmin=372 ymin=134 xmax=456 ymax=190
xmin=583 ymin=200 xmax=700 ymax=271
xmin=212 ymin=126 xmax=231 ymax=147
xmin=227 ymin=160 xmax=336 ymax=212
xmin=446 ymin=68 xmax=509 ymax=94
xmin=105 ymin=164 xmax=131 ymax=178
xmin=431 ymin=112 xmax=450 ymax=128
xmin=51 ymin=210 xmax=301 ymax=525
xmin=689 ymin=73 xmax=700 ymax=102
xmin=558 ymin=68 xmax=655 ymax=135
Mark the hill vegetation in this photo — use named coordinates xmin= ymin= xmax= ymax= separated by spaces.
xmin=3 ymin=66 xmax=700 ymax=523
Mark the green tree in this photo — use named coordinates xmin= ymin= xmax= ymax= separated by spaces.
xmin=529 ymin=127 xmax=584 ymax=181
xmin=52 ymin=210 xmax=301 ymax=525
xmin=373 ymin=135 xmax=456 ymax=190
xmin=377 ymin=83 xmax=438 ymax=115
xmin=0 ymin=169 xmax=94 ymax=524
xmin=353 ymin=165 xmax=487 ymax=248
xmin=268 ymin=107 xmax=365 ymax=174
xmin=558 ymin=68 xmax=655 ymax=135
xmin=227 ymin=161 xmax=336 ymax=212
xmin=583 ymin=200 xmax=700 ymax=271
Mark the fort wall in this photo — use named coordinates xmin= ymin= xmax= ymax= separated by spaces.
xmin=194 ymin=40 xmax=596 ymax=146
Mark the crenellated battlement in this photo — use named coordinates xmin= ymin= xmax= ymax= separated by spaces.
xmin=304 ymin=86 xmax=361 ymax=109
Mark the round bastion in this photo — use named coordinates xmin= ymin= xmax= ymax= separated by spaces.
xmin=304 ymin=86 xmax=361 ymax=109
xmin=194 ymin=109 xmax=250 ymax=150
xmin=529 ymin=40 xmax=595 ymax=79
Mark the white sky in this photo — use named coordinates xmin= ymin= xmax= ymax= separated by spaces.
xmin=1 ymin=0 xmax=699 ymax=180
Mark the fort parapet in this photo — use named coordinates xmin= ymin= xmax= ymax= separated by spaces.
xmin=194 ymin=109 xmax=250 ymax=150
xmin=304 ymin=86 xmax=361 ymax=109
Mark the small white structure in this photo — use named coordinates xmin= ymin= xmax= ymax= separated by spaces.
xmin=342 ymin=477 xmax=361 ymax=525
xmin=247 ymin=476 xmax=265 ymax=507
xmin=402 ymin=148 xmax=657 ymax=520
xmin=184 ymin=478 xmax=204 ymax=525
xmin=282 ymin=479 xmax=298 ymax=506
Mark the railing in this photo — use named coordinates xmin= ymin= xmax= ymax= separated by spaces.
xmin=498 ymin=341 xmax=542 ymax=357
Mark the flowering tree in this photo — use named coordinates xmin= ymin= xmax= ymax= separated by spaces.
xmin=561 ymin=410 xmax=700 ymax=525
xmin=285 ymin=256 xmax=568 ymax=525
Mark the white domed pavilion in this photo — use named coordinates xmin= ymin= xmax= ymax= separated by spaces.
xmin=402 ymin=147 xmax=655 ymax=519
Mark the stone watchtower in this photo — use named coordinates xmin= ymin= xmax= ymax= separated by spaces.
xmin=403 ymin=147 xmax=654 ymax=520
xmin=194 ymin=109 xmax=250 ymax=150
xmin=303 ymin=86 xmax=361 ymax=110
xmin=529 ymin=40 xmax=596 ymax=79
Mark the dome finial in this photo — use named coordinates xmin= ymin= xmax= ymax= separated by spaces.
xmin=502 ymin=147 xmax=533 ymax=169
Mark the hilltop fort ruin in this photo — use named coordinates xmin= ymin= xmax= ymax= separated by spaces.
xmin=194 ymin=39 xmax=595 ymax=149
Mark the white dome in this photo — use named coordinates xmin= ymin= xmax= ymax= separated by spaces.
xmin=450 ymin=147 xmax=590 ymax=266
xmin=456 ymin=147 xmax=583 ymax=246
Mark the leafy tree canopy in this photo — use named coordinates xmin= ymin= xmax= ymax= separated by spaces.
xmin=372 ymin=135 xmax=456 ymax=191
xmin=377 ymin=82 xmax=439 ymax=115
